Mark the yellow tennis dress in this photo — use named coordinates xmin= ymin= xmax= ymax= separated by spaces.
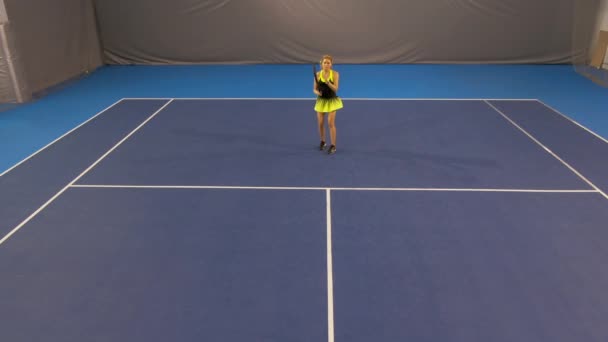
xmin=314 ymin=70 xmax=344 ymax=113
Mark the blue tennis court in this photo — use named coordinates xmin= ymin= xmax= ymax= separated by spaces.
xmin=1 ymin=98 xmax=608 ymax=341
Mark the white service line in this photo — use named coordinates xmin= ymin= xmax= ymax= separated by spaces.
xmin=69 ymin=184 xmax=597 ymax=193
xmin=326 ymin=189 xmax=335 ymax=342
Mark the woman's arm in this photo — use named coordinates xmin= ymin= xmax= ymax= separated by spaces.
xmin=326 ymin=71 xmax=339 ymax=92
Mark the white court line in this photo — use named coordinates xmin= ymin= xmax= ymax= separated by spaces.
xmin=0 ymin=100 xmax=174 ymax=247
xmin=484 ymin=100 xmax=608 ymax=201
xmin=534 ymin=100 xmax=608 ymax=144
xmin=0 ymin=99 xmax=125 ymax=178
xmin=121 ymin=97 xmax=539 ymax=101
xmin=69 ymin=184 xmax=598 ymax=193
xmin=326 ymin=189 xmax=335 ymax=342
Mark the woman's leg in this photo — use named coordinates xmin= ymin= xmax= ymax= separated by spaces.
xmin=328 ymin=111 xmax=337 ymax=150
xmin=317 ymin=112 xmax=326 ymax=148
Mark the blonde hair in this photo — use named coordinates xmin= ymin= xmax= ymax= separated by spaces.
xmin=321 ymin=55 xmax=333 ymax=63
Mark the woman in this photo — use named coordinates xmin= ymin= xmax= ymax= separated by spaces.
xmin=314 ymin=55 xmax=343 ymax=154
